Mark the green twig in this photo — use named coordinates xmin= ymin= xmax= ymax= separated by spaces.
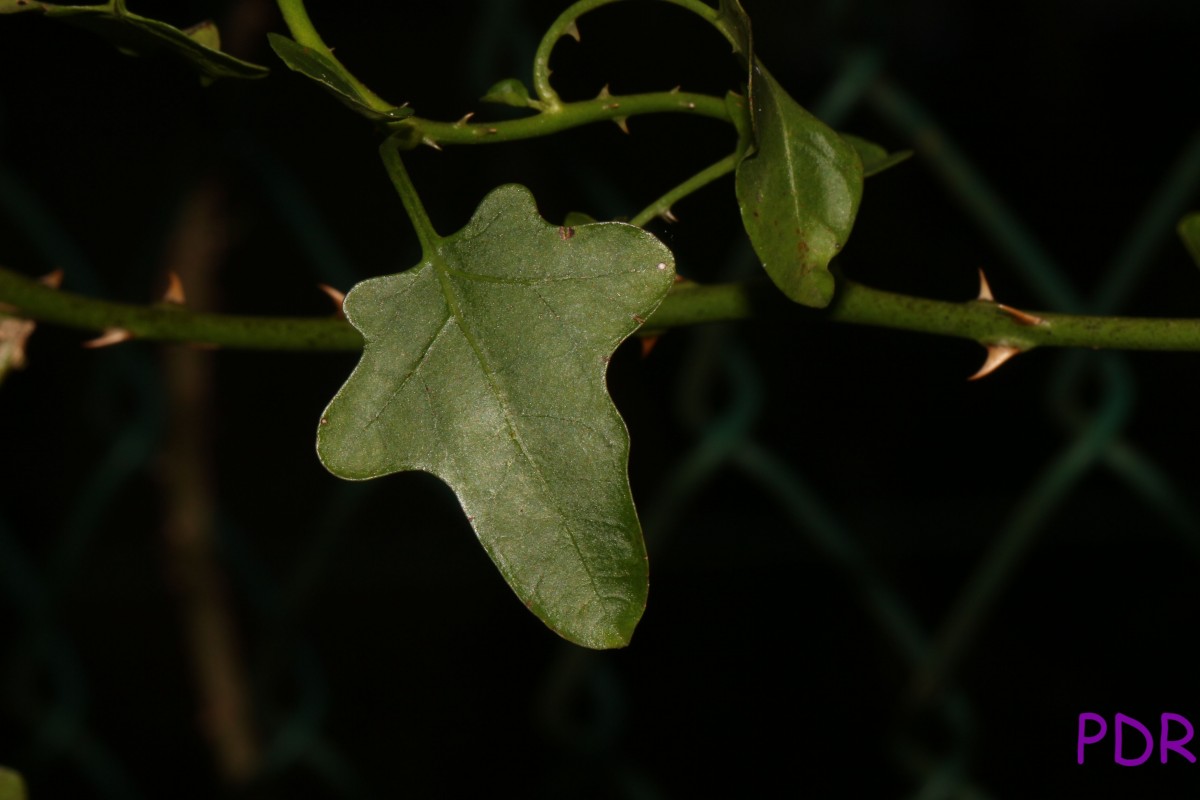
xmin=11 ymin=264 xmax=1200 ymax=354
xmin=379 ymin=138 xmax=441 ymax=254
xmin=629 ymin=150 xmax=740 ymax=227
xmin=531 ymin=0 xmax=612 ymax=108
xmin=531 ymin=0 xmax=721 ymax=109
xmin=0 ymin=266 xmax=361 ymax=350
xmin=394 ymin=91 xmax=729 ymax=148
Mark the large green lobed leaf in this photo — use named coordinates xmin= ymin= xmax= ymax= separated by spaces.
xmin=317 ymin=185 xmax=674 ymax=649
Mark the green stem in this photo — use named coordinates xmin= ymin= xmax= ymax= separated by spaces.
xmin=379 ymin=137 xmax=441 ymax=255
xmin=629 ymin=150 xmax=740 ymax=227
xmin=531 ymin=0 xmax=620 ymax=108
xmin=11 ymin=265 xmax=1200 ymax=354
xmin=661 ymin=0 xmax=721 ymax=27
xmin=275 ymin=0 xmax=394 ymax=114
xmin=0 ymin=267 xmax=361 ymax=350
xmin=649 ymin=277 xmax=1200 ymax=352
xmin=394 ymin=91 xmax=729 ymax=148
xmin=531 ymin=0 xmax=723 ymax=109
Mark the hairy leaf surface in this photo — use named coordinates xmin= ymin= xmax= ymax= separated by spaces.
xmin=317 ymin=185 xmax=674 ymax=648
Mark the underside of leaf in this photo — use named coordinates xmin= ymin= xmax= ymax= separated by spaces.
xmin=317 ymin=185 xmax=674 ymax=649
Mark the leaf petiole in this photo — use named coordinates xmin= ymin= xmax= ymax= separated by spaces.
xmin=379 ymin=137 xmax=442 ymax=257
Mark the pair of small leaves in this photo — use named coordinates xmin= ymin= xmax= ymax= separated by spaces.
xmin=0 ymin=0 xmax=267 ymax=83
xmin=317 ymin=160 xmax=674 ymax=649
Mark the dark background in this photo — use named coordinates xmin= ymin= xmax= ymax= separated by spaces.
xmin=3 ymin=0 xmax=1200 ymax=797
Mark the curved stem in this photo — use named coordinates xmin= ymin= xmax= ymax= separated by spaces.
xmin=531 ymin=0 xmax=626 ymax=108
xmin=661 ymin=0 xmax=721 ymax=26
xmin=630 ymin=150 xmax=740 ymax=227
xmin=531 ymin=0 xmax=724 ymax=110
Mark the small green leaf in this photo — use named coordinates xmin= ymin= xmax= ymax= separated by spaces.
xmin=842 ymin=134 xmax=912 ymax=178
xmin=481 ymin=78 xmax=534 ymax=108
xmin=267 ymin=33 xmax=412 ymax=121
xmin=714 ymin=0 xmax=865 ymax=307
xmin=317 ymin=184 xmax=674 ymax=649
xmin=735 ymin=64 xmax=864 ymax=308
xmin=0 ymin=2 xmax=269 ymax=82
xmin=1180 ymin=212 xmax=1200 ymax=270
xmin=0 ymin=767 xmax=27 ymax=800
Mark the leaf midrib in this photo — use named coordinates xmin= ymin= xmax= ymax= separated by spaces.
xmin=430 ymin=248 xmax=605 ymax=607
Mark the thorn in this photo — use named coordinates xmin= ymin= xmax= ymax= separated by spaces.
xmin=455 ymin=112 xmax=475 ymax=126
xmin=421 ymin=137 xmax=443 ymax=151
xmin=564 ymin=19 xmax=581 ymax=42
xmin=669 ymin=85 xmax=681 ymax=94
xmin=640 ymin=335 xmax=660 ymax=357
xmin=82 ymin=327 xmax=134 ymax=349
xmin=0 ymin=316 xmax=36 ymax=370
xmin=597 ymin=84 xmax=612 ymax=99
xmin=613 ymin=116 xmax=630 ymax=134
xmin=161 ymin=272 xmax=186 ymax=305
xmin=997 ymin=305 xmax=1047 ymax=327
xmin=317 ymin=284 xmax=346 ymax=318
xmin=976 ymin=267 xmax=1046 ymax=326
xmin=968 ymin=344 xmax=1020 ymax=381
xmin=660 ymin=208 xmax=679 ymax=223
xmin=40 ymin=269 xmax=64 ymax=289
xmin=976 ymin=267 xmax=994 ymax=301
